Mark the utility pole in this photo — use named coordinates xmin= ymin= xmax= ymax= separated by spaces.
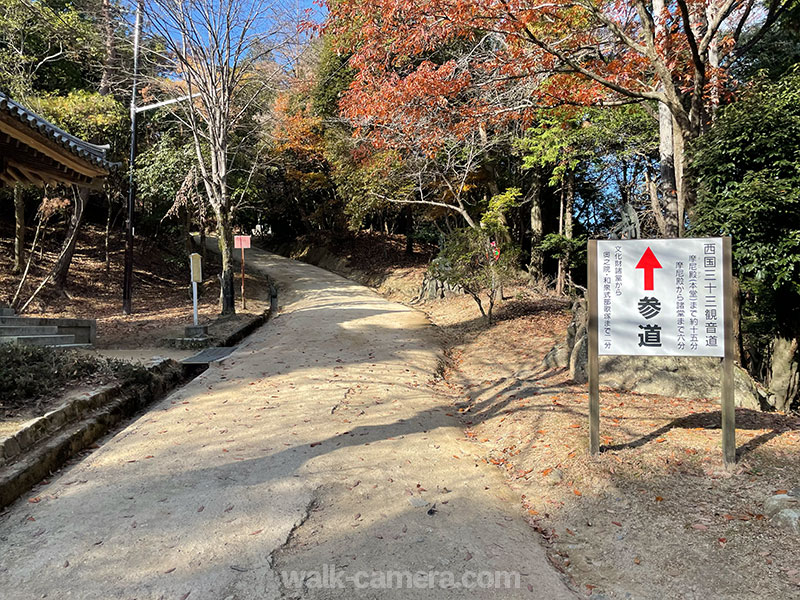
xmin=122 ymin=0 xmax=142 ymax=315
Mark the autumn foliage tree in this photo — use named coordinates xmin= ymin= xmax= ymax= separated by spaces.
xmin=326 ymin=0 xmax=794 ymax=238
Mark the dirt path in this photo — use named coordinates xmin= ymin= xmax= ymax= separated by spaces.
xmin=0 ymin=246 xmax=575 ymax=599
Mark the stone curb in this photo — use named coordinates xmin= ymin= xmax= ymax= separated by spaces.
xmin=0 ymin=359 xmax=199 ymax=509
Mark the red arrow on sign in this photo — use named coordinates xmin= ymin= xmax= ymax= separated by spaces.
xmin=635 ymin=247 xmax=662 ymax=291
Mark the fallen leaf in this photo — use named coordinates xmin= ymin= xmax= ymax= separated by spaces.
xmin=691 ymin=523 xmax=708 ymax=531
xmin=164 ymin=567 xmax=176 ymax=574
xmin=250 ymin=529 xmax=263 ymax=535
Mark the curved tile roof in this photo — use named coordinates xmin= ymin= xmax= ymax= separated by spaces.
xmin=0 ymin=91 xmax=120 ymax=173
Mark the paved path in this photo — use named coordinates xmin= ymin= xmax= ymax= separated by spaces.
xmin=0 ymin=247 xmax=575 ymax=599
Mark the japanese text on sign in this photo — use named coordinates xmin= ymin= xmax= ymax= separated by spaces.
xmin=595 ymin=239 xmax=725 ymax=357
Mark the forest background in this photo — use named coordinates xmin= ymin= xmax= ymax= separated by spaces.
xmin=0 ymin=0 xmax=798 ymax=410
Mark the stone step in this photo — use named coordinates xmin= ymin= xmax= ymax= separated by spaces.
xmin=0 ymin=316 xmax=95 ymax=345
xmin=0 ymin=334 xmax=76 ymax=346
xmin=0 ymin=316 xmax=39 ymax=325
xmin=54 ymin=343 xmax=94 ymax=350
xmin=0 ymin=307 xmax=14 ymax=316
xmin=0 ymin=325 xmax=59 ymax=336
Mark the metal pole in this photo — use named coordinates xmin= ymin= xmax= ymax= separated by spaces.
xmin=241 ymin=246 xmax=246 ymax=310
xmin=122 ymin=0 xmax=142 ymax=315
xmin=721 ymin=236 xmax=736 ymax=466
xmin=587 ymin=239 xmax=600 ymax=455
xmin=192 ymin=281 xmax=199 ymax=326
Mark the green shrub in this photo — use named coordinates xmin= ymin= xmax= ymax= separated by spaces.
xmin=0 ymin=345 xmax=146 ymax=409
xmin=429 ymin=227 xmax=520 ymax=323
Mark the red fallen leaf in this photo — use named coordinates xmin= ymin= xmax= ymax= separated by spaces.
xmin=164 ymin=567 xmax=176 ymax=574
xmin=612 ymin=521 xmax=622 ymax=527
xmin=452 ymin=455 xmax=460 ymax=459
xmin=528 ymin=509 xmax=539 ymax=515
xmin=28 ymin=497 xmax=41 ymax=503
xmin=222 ymin=449 xmax=229 ymax=453
xmin=566 ymin=528 xmax=575 ymax=535
xmin=573 ymin=489 xmax=582 ymax=496
xmin=569 ymin=424 xmax=581 ymax=429
xmin=250 ymin=529 xmax=263 ymax=535
xmin=542 ymin=468 xmax=553 ymax=476
xmin=656 ymin=438 xmax=666 ymax=443
xmin=774 ymin=489 xmax=789 ymax=495
xmin=310 ymin=442 xmax=321 ymax=447
xmin=655 ymin=497 xmax=664 ymax=502
xmin=723 ymin=514 xmax=735 ymax=521
xmin=718 ymin=538 xmax=727 ymax=544
xmin=144 ymin=455 xmax=154 ymax=459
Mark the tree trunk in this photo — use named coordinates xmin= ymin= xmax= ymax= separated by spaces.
xmin=200 ymin=221 xmax=207 ymax=266
xmin=181 ymin=205 xmax=193 ymax=258
xmin=769 ymin=337 xmax=799 ymax=412
xmin=673 ymin=116 xmax=687 ymax=237
xmin=404 ymin=206 xmax=414 ymax=255
xmin=556 ymin=172 xmax=575 ymax=296
xmin=659 ymin=102 xmax=679 ymax=237
xmin=99 ymin=0 xmax=116 ymax=95
xmin=13 ymin=183 xmax=25 ymax=274
xmin=652 ymin=0 xmax=679 ymax=238
xmin=529 ymin=171 xmax=544 ymax=280
xmin=104 ymin=195 xmax=113 ymax=274
xmin=52 ymin=187 xmax=88 ymax=291
xmin=216 ymin=214 xmax=236 ymax=315
xmin=732 ymin=276 xmax=743 ymax=366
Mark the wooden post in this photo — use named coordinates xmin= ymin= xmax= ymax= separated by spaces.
xmin=587 ymin=239 xmax=600 ymax=455
xmin=721 ymin=236 xmax=736 ymax=466
xmin=241 ymin=246 xmax=246 ymax=310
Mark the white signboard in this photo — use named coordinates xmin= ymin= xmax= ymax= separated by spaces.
xmin=596 ymin=238 xmax=725 ymax=357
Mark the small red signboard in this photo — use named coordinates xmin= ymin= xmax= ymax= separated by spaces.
xmin=234 ymin=235 xmax=251 ymax=249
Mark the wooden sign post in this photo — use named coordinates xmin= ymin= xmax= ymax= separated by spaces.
xmin=587 ymin=237 xmax=736 ymax=466
xmin=234 ymin=235 xmax=250 ymax=310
